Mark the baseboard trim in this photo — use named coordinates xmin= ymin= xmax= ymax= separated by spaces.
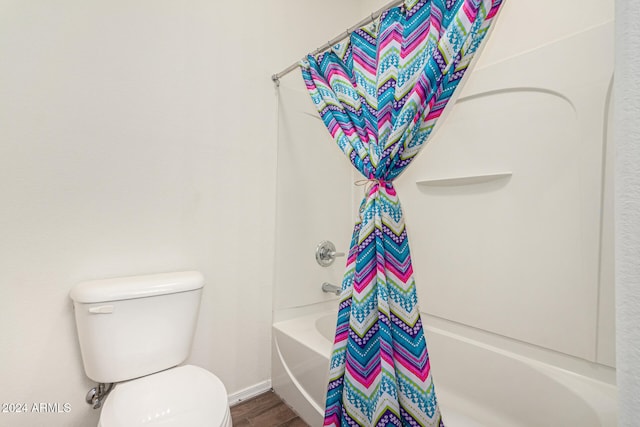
xmin=228 ymin=379 xmax=273 ymax=406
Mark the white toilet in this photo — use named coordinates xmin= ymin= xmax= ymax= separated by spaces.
xmin=70 ymin=271 xmax=232 ymax=427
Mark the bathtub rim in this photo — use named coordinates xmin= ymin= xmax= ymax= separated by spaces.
xmin=273 ymin=308 xmax=617 ymax=426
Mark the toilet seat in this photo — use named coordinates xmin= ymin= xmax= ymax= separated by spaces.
xmin=98 ymin=365 xmax=231 ymax=427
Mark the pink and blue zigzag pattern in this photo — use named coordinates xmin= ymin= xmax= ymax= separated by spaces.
xmin=301 ymin=1 xmax=503 ymax=425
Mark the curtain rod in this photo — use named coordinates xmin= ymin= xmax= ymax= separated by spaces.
xmin=271 ymin=0 xmax=405 ymax=85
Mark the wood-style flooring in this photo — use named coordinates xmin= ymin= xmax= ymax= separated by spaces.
xmin=230 ymin=390 xmax=310 ymax=427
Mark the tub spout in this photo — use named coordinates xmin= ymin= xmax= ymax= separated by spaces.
xmin=322 ymin=282 xmax=341 ymax=296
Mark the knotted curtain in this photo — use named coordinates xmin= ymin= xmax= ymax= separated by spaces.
xmin=301 ymin=1 xmax=503 ymax=425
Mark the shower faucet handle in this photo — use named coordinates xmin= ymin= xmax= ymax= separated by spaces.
xmin=315 ymin=240 xmax=345 ymax=267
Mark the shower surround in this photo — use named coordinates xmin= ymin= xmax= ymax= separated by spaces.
xmin=272 ymin=0 xmax=616 ymax=425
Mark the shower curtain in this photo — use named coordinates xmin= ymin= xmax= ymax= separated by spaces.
xmin=301 ymin=0 xmax=503 ymax=426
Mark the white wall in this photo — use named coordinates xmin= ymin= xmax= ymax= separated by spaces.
xmin=0 ymin=1 xmax=365 ymax=426
xmin=273 ymin=78 xmax=355 ymax=317
xmin=271 ymin=2 xmax=373 ymax=317
xmin=615 ymin=0 xmax=640 ymax=424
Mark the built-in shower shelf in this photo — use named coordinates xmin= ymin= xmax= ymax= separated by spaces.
xmin=416 ymin=172 xmax=512 ymax=187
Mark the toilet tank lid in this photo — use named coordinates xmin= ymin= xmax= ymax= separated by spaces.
xmin=70 ymin=271 xmax=204 ymax=303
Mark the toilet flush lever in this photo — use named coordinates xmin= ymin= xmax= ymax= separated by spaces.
xmin=88 ymin=305 xmax=114 ymax=314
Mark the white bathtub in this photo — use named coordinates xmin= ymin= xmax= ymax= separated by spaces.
xmin=272 ymin=310 xmax=617 ymax=427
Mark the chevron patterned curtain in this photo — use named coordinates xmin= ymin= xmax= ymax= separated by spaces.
xmin=300 ymin=0 xmax=503 ymax=426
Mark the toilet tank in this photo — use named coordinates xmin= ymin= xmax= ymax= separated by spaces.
xmin=70 ymin=271 xmax=204 ymax=384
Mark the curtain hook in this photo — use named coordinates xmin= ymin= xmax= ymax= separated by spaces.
xmin=371 ymin=12 xmax=378 ymax=33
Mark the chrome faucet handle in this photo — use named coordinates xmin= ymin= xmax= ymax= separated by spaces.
xmin=329 ymin=250 xmax=346 ymax=258
xmin=315 ymin=240 xmax=345 ymax=267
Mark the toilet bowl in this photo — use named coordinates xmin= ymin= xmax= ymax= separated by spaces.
xmin=70 ymin=271 xmax=232 ymax=427
xmin=98 ymin=365 xmax=231 ymax=427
